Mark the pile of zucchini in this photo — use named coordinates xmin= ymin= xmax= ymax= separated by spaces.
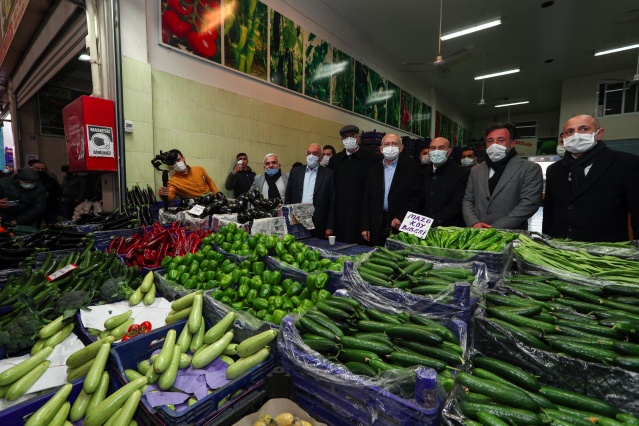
xmin=483 ymin=274 xmax=639 ymax=370
xmin=356 ymin=247 xmax=475 ymax=303
xmin=294 ymin=294 xmax=463 ymax=392
xmin=456 ymin=355 xmax=638 ymax=425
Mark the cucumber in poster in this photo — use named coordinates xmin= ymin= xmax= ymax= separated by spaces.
xmin=330 ymin=48 xmax=354 ymax=111
xmin=305 ymin=33 xmax=331 ymax=103
xmin=270 ymin=11 xmax=303 ymax=92
xmin=354 ymin=62 xmax=387 ymax=122
xmin=224 ymin=0 xmax=268 ymax=78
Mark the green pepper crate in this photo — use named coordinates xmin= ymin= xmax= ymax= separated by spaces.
xmin=109 ymin=319 xmax=277 ymax=426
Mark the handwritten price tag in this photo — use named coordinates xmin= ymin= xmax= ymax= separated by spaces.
xmin=398 ymin=211 xmax=433 ymax=239
xmin=47 ymin=264 xmax=78 ymax=282
xmin=188 ymin=204 xmax=205 ymax=216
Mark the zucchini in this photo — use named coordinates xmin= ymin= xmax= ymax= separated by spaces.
xmin=112 ymin=389 xmax=141 ymax=426
xmin=457 ymin=372 xmax=539 ymax=411
xmin=472 ymin=356 xmax=540 ymax=392
xmin=459 ymin=402 xmax=546 ymax=425
xmin=67 ymin=336 xmax=116 ymax=369
xmin=387 ymin=351 xmax=446 ymax=372
xmin=236 ymin=329 xmax=277 ymax=358
xmin=49 ymin=401 xmax=71 ymax=426
xmin=125 ymin=369 xmax=144 ymax=381
xmin=110 ymin=318 xmax=135 ymax=341
xmin=159 ymin=345 xmax=182 ymax=390
xmin=70 ymin=388 xmax=92 ymax=422
xmin=189 ymin=320 xmax=205 ymax=354
xmin=344 ymin=361 xmax=377 ymax=377
xmin=84 ymin=342 xmax=111 ymax=394
xmin=137 ymin=360 xmax=151 ymax=375
xmin=540 ymin=385 xmax=621 ymax=418
xmin=25 ymin=383 xmax=73 ymax=426
xmin=143 ymin=282 xmax=156 ymax=305
xmin=226 ymin=346 xmax=270 ymax=379
xmin=203 ymin=311 xmax=235 ymax=344
xmin=165 ymin=306 xmax=193 ymax=324
xmin=5 ymin=360 xmax=49 ymax=401
xmin=177 ymin=323 xmax=192 ymax=353
xmin=128 ymin=287 xmax=144 ymax=306
xmin=31 ymin=339 xmax=48 ymax=355
xmin=67 ymin=358 xmax=94 ymax=382
xmin=45 ymin=323 xmax=75 ymax=347
xmin=84 ymin=376 xmax=148 ymax=426
xmin=192 ymin=331 xmax=234 ymax=369
xmin=171 ymin=291 xmax=201 ymax=311
xmin=223 ymin=343 xmax=238 ymax=356
xmin=139 ymin=271 xmax=154 ymax=293
xmin=187 ymin=293 xmax=203 ymax=334
xmin=0 ymin=346 xmax=53 ymax=386
xmin=153 ymin=329 xmax=177 ymax=374
xmin=104 ymin=310 xmax=132 ymax=330
xmin=39 ymin=315 xmax=66 ymax=339
xmin=340 ymin=336 xmax=394 ymax=356
xmin=179 ymin=353 xmax=191 ymax=369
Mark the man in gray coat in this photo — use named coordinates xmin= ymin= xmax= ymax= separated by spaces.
xmin=462 ymin=123 xmax=543 ymax=230
xmin=250 ymin=153 xmax=289 ymax=201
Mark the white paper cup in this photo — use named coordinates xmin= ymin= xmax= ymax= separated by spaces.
xmin=328 ymin=236 xmax=336 ymax=245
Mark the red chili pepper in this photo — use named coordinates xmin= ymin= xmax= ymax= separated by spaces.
xmin=162 ymin=10 xmax=191 ymax=39
xmin=140 ymin=321 xmax=152 ymax=333
xmin=168 ymin=0 xmax=194 ymax=15
xmin=128 ymin=324 xmax=140 ymax=336
xmin=186 ymin=31 xmax=217 ymax=58
xmin=108 ymin=237 xmax=122 ymax=253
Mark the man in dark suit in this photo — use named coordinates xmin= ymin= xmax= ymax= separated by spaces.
xmin=543 ymin=114 xmax=639 ymax=242
xmin=421 ymin=137 xmax=470 ymax=227
xmin=361 ymin=134 xmax=424 ymax=246
xmin=285 ymin=143 xmax=336 ymax=239
xmin=328 ymin=124 xmax=379 ymax=244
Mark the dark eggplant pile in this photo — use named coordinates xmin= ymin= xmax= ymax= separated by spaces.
xmin=180 ymin=189 xmax=281 ymax=223
xmin=75 ymin=184 xmax=158 ymax=227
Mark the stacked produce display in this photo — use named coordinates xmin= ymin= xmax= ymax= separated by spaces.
xmin=1 ymin=213 xmax=638 ymax=425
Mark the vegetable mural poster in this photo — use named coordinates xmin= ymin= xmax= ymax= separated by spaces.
xmin=270 ymin=10 xmax=303 ymax=93
xmin=224 ymin=0 xmax=268 ymax=79
xmin=304 ymin=33 xmax=331 ymax=103
xmin=330 ymin=48 xmax=354 ymax=111
xmin=354 ymin=62 xmax=387 ymax=122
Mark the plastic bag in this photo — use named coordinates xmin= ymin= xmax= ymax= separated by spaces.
xmin=159 ymin=208 xmax=184 ymax=225
xmin=72 ymin=201 xmax=103 ymax=221
xmin=531 ymin=234 xmax=639 ymax=259
xmin=183 ymin=213 xmax=210 ymax=231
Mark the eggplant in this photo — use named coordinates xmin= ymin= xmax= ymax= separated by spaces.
xmin=218 ymin=205 xmax=231 ymax=214
xmin=215 ymin=192 xmax=227 ymax=201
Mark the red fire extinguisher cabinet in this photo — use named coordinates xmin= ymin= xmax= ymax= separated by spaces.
xmin=62 ymin=96 xmax=118 ymax=172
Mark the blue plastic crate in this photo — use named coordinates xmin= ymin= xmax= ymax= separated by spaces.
xmin=301 ymin=237 xmax=374 ymax=257
xmin=278 ymin=317 xmax=443 ymax=426
xmin=109 ymin=319 xmax=276 ymax=426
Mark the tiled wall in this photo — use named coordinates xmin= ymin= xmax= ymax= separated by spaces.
xmin=606 ymin=139 xmax=639 ymax=156
xmin=122 ymin=56 xmax=344 ymax=195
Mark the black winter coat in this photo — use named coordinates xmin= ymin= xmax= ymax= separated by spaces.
xmin=421 ymin=160 xmax=470 ymax=227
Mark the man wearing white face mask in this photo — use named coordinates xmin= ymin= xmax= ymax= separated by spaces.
xmin=327 ymin=125 xmax=378 ymax=244
xmin=543 ymin=115 xmax=639 ymax=242
xmin=0 ymin=168 xmax=46 ymax=228
xmin=462 ymin=123 xmax=543 ymax=230
xmin=419 ymin=148 xmax=431 ymax=170
xmin=361 ymin=134 xmax=424 ymax=246
xmin=421 ymin=138 xmax=470 ymax=227
xmin=285 ymin=143 xmax=335 ymax=238
xmin=158 ymin=149 xmax=219 ymax=202
xmin=555 ymin=133 xmax=566 ymax=158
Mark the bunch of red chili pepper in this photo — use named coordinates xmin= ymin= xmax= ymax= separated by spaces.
xmin=121 ymin=321 xmax=152 ymax=341
xmin=161 ymin=0 xmax=221 ymax=58
xmin=107 ymin=222 xmax=213 ymax=269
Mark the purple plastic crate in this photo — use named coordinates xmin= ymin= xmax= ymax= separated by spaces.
xmin=109 ymin=319 xmax=276 ymax=426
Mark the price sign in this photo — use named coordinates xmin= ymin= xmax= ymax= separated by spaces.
xmin=47 ymin=264 xmax=78 ymax=282
xmin=188 ymin=204 xmax=205 ymax=216
xmin=398 ymin=211 xmax=434 ymax=239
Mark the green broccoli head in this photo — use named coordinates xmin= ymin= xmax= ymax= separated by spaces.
xmin=56 ymin=290 xmax=92 ymax=316
xmin=0 ymin=311 xmax=46 ymax=354
xmin=100 ymin=278 xmax=134 ymax=303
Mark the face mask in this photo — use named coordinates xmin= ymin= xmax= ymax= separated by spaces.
xmin=320 ymin=156 xmax=330 ymax=167
xmin=265 ymin=168 xmax=279 ymax=176
xmin=563 ymin=130 xmax=599 ymax=154
xmin=461 ymin=158 xmax=474 ymax=167
xmin=421 ymin=155 xmax=431 ymax=165
xmin=306 ymin=154 xmax=319 ymax=169
xmin=20 ymin=182 xmax=36 ymax=189
xmin=342 ymin=137 xmax=358 ymax=151
xmin=556 ymin=144 xmax=566 ymax=158
xmin=173 ymin=161 xmax=187 ymax=172
xmin=382 ymin=146 xmax=400 ymax=161
xmin=486 ymin=143 xmax=509 ymax=162
xmin=429 ymin=150 xmax=448 ymax=166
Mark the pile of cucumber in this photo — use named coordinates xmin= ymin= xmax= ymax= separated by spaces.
xmin=294 ymin=294 xmax=463 ymax=392
xmin=457 ymin=355 xmax=639 ymax=425
xmin=484 ymin=274 xmax=639 ymax=369
xmin=356 ymin=248 xmax=475 ymax=303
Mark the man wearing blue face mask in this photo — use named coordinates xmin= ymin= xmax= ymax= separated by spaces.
xmin=543 ymin=115 xmax=639 ymax=242
xmin=0 ymin=168 xmax=46 ymax=228
xmin=462 ymin=122 xmax=543 ymax=230
xmin=361 ymin=134 xmax=424 ymax=246
xmin=285 ymin=144 xmax=335 ymax=238
xmin=421 ymin=137 xmax=470 ymax=227
xmin=250 ymin=153 xmax=289 ymax=202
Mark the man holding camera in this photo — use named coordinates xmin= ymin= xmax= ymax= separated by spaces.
xmin=0 ymin=168 xmax=47 ymax=228
xmin=158 ymin=149 xmax=219 ymax=201
xmin=225 ymin=152 xmax=255 ymax=198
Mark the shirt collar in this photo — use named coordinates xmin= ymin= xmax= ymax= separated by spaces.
xmin=383 ymin=158 xmax=399 ymax=169
xmin=306 ymin=166 xmax=318 ymax=173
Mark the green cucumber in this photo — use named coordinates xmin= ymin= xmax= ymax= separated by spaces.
xmin=547 ymin=339 xmax=618 ymax=363
xmin=544 ymin=409 xmax=600 ymax=426
xmin=471 ymin=368 xmax=556 ymax=410
xmin=613 ymin=341 xmax=639 ymax=356
xmin=394 ymin=340 xmax=462 ymax=366
xmin=387 ymin=351 xmax=446 ymax=372
xmin=340 ymin=336 xmax=394 ymax=356
xmin=316 ymin=301 xmax=351 ymax=321
xmin=485 ymin=293 xmax=551 ymax=310
xmin=304 ymin=311 xmax=345 ymax=337
xmin=472 ymin=356 xmax=540 ymax=391
xmin=367 ymin=358 xmax=403 ymax=373
xmin=540 ymin=385 xmax=621 ymax=418
xmin=613 ymin=356 xmax=639 ymax=372
xmin=385 ymin=325 xmax=443 ymax=345
xmin=337 ymin=349 xmax=380 ymax=363
xmin=554 ymin=319 xmax=621 ymax=339
xmin=409 ymin=315 xmax=460 ymax=344
xmin=485 ymin=308 xmax=556 ymax=334
xmin=476 ymin=411 xmax=509 ymax=426
xmin=363 ymin=308 xmax=402 ymax=324
xmin=488 ymin=318 xmax=551 ymax=350
xmin=459 ymin=402 xmax=546 ymax=424
xmin=302 ymin=337 xmax=340 ymax=354
xmin=356 ymin=320 xmax=393 ymax=332
xmin=545 ymin=335 xmax=616 ymax=350
xmin=457 ymin=372 xmax=539 ymax=412
xmin=344 ymin=361 xmax=377 ymax=377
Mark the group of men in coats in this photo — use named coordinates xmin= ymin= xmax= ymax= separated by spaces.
xmin=248 ymin=114 xmax=638 ymax=245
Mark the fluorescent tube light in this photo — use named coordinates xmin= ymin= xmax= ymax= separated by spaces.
xmin=441 ymin=19 xmax=501 ymax=41
xmin=78 ymin=54 xmax=91 ymax=61
xmin=594 ymin=43 xmax=639 ymax=56
xmin=474 ymin=68 xmax=520 ymax=80
xmin=495 ymin=100 xmax=529 ymax=108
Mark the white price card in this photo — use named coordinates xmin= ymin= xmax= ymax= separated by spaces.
xmin=398 ymin=211 xmax=434 ymax=239
xmin=47 ymin=264 xmax=78 ymax=281
xmin=188 ymin=204 xmax=205 ymax=216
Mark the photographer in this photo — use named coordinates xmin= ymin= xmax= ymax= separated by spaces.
xmin=157 ymin=149 xmax=219 ymax=201
xmin=224 ymin=152 xmax=255 ymax=198
xmin=0 ymin=168 xmax=46 ymax=228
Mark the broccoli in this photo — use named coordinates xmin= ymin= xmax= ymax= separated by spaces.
xmin=100 ymin=278 xmax=135 ymax=303
xmin=0 ymin=310 xmax=47 ymax=354
xmin=56 ymin=290 xmax=92 ymax=316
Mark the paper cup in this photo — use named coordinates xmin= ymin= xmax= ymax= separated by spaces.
xmin=328 ymin=236 xmax=336 ymax=245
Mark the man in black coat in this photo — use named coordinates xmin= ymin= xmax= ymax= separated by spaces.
xmin=421 ymin=137 xmax=470 ymax=227
xmin=225 ymin=152 xmax=256 ymax=198
xmin=543 ymin=114 xmax=639 ymax=242
xmin=361 ymin=134 xmax=424 ymax=246
xmin=327 ymin=124 xmax=378 ymax=244
xmin=285 ymin=143 xmax=336 ymax=239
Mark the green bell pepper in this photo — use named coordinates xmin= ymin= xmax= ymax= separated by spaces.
xmin=272 ymin=309 xmax=286 ymax=325
xmin=256 ymin=243 xmax=268 ymax=257
xmin=252 ymin=261 xmax=265 ymax=275
xmin=270 ymin=271 xmax=282 ymax=286
xmin=259 ymin=284 xmax=272 ymax=299
xmin=238 ymin=283 xmax=250 ymax=299
xmin=252 ymin=298 xmax=269 ymax=311
xmin=287 ymin=282 xmax=302 ymax=297
xmin=246 ymin=289 xmax=258 ymax=304
xmin=219 ymin=274 xmax=233 ymax=289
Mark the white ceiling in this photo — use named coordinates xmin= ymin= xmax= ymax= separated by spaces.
xmin=284 ymin=0 xmax=639 ymax=121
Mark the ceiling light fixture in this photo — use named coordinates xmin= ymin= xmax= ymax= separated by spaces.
xmin=441 ymin=18 xmax=501 ymax=41
xmin=474 ymin=68 xmax=520 ymax=80
xmin=78 ymin=53 xmax=91 ymax=61
xmin=594 ymin=43 xmax=639 ymax=56
xmin=495 ymin=100 xmax=529 ymax=108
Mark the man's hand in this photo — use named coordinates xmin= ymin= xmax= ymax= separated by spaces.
xmin=0 ymin=198 xmax=9 ymax=209
xmin=325 ymin=229 xmax=333 ymax=238
xmin=232 ymin=164 xmax=243 ymax=174
xmin=158 ymin=187 xmax=169 ymax=196
xmin=473 ymin=222 xmax=492 ymax=228
xmin=391 ymin=218 xmax=402 ymax=229
xmin=361 ymin=231 xmax=370 ymax=242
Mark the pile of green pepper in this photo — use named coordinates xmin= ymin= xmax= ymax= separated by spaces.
xmin=390 ymin=227 xmax=518 ymax=253
xmin=270 ymin=234 xmax=354 ymax=273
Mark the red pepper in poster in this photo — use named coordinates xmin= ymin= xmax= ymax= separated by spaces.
xmin=162 ymin=10 xmax=191 ymax=39
xmin=186 ymin=31 xmax=218 ymax=58
xmin=168 ymin=0 xmax=193 ymax=15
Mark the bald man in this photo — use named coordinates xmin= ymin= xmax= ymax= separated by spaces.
xmin=543 ymin=114 xmax=639 ymax=242
xmin=285 ymin=143 xmax=336 ymax=238
xmin=420 ymin=137 xmax=470 ymax=227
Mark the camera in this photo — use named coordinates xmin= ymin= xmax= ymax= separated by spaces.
xmin=151 ymin=150 xmax=179 ymax=170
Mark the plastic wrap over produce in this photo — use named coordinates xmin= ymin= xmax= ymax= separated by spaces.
xmin=202 ymin=292 xmax=273 ymax=342
xmin=534 ymin=235 xmax=639 ymax=260
xmin=278 ymin=315 xmax=447 ymax=405
xmin=472 ymin=305 xmax=639 ymax=415
xmin=182 ymin=212 xmax=211 ymax=230
xmin=211 ymin=241 xmax=249 ymax=264
xmin=263 ymin=245 xmax=345 ymax=290
xmin=341 ymin=250 xmax=488 ymax=323
xmin=155 ymin=271 xmax=190 ymax=300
